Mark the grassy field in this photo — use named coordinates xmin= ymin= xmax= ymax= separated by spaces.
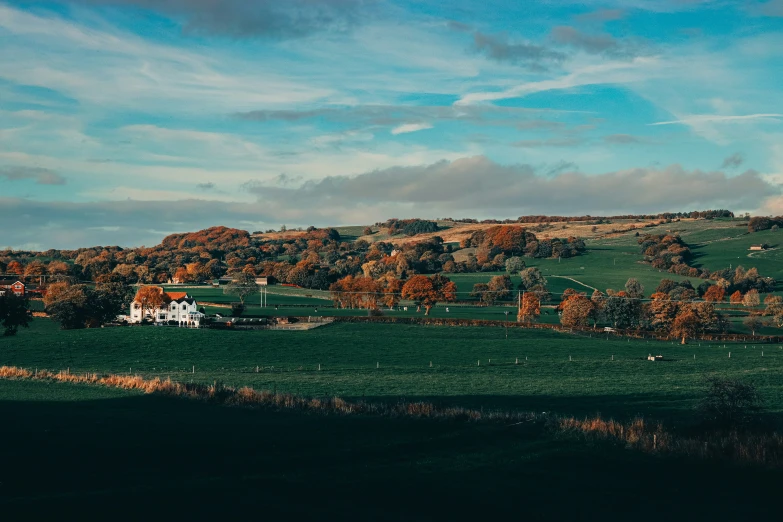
xmin=3 ymin=320 xmax=782 ymax=424
xmin=2 ymin=379 xmax=780 ymax=520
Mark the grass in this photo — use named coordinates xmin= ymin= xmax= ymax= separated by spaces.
xmin=1 ymin=379 xmax=781 ymax=520
xmin=3 ymin=320 xmax=782 ymax=424
xmin=3 ymin=365 xmax=780 ymax=468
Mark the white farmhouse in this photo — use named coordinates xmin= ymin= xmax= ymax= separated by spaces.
xmin=128 ymin=289 xmax=205 ymax=327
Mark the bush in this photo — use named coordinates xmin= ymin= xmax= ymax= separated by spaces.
xmin=231 ymin=303 xmax=245 ymax=317
xmin=368 ymin=308 xmax=384 ymax=317
xmin=698 ymin=377 xmax=763 ymax=427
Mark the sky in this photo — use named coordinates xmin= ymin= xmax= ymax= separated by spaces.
xmin=1 ymin=0 xmax=782 ymax=250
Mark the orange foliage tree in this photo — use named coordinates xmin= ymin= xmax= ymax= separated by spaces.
xmin=560 ymin=294 xmax=594 ymax=328
xmin=729 ymin=291 xmax=743 ymax=304
xmin=517 ymin=292 xmax=540 ymax=324
xmin=703 ymin=285 xmax=725 ymax=303
xmin=379 ymin=275 xmax=403 ymax=309
xmin=647 ymin=292 xmax=678 ymax=331
xmin=6 ymin=261 xmax=23 ymax=275
xmin=401 ymin=274 xmax=457 ymax=315
xmin=134 ymin=286 xmax=171 ymax=322
xmin=671 ymin=308 xmax=699 ymax=344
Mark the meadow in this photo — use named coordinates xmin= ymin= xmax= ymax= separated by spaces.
xmin=3 ymin=320 xmax=782 ymax=424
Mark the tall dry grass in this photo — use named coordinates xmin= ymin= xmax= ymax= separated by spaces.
xmin=1 ymin=365 xmax=781 ymax=467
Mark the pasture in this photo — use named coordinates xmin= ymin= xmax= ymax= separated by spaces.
xmin=2 ymin=320 xmax=782 ymax=423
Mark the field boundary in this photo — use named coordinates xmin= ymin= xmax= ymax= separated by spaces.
xmin=1 ymin=365 xmax=780 ymax=468
xmin=329 ymin=316 xmax=783 ymax=343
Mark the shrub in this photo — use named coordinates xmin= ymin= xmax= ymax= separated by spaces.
xmin=231 ymin=303 xmax=245 ymax=317
xmin=698 ymin=377 xmax=763 ymax=427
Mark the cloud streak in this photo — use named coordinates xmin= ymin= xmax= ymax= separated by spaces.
xmin=391 ymin=123 xmax=433 ymax=135
xmin=0 ymin=166 xmax=66 ymax=185
xmin=472 ymin=31 xmax=566 ymax=70
xmin=74 ymin=0 xmax=371 ymax=39
xmin=651 ymin=114 xmax=783 ymax=126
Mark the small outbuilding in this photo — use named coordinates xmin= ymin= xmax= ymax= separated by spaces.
xmin=749 ymin=244 xmax=768 ymax=251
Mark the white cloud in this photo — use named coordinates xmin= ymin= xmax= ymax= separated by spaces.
xmin=391 ymin=123 xmax=433 ymax=135
xmin=651 ymin=114 xmax=783 ymax=126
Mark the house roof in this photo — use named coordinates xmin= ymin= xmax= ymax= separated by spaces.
xmin=171 ymin=297 xmax=196 ymax=305
xmin=167 ymin=292 xmax=188 ymax=300
xmin=0 ymin=280 xmax=23 ymax=286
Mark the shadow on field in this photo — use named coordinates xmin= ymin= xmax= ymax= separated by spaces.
xmin=0 ymin=388 xmax=780 ymax=521
xmin=344 ymin=392 xmax=701 ymax=426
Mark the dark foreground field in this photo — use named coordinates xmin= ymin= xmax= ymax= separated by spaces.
xmin=0 ymin=379 xmax=780 ymax=521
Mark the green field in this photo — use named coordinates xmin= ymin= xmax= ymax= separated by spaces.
xmin=3 ymin=320 xmax=782 ymax=423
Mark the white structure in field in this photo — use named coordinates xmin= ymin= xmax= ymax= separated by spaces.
xmin=129 ymin=290 xmax=205 ymax=327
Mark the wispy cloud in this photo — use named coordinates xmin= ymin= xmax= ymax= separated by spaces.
xmin=0 ymin=166 xmax=66 ymax=185
xmin=390 ymin=123 xmax=433 ymax=135
xmin=456 ymin=56 xmax=660 ymax=105
xmin=472 ymin=31 xmax=566 ymax=70
xmin=604 ymin=134 xmax=643 ymax=144
xmin=574 ymin=9 xmax=626 ymax=23
xmin=550 ymin=25 xmax=644 ymax=57
xmin=721 ymin=152 xmax=744 ymax=169
xmin=651 ymin=114 xmax=783 ymax=125
xmin=72 ymin=0 xmax=372 ymax=39
xmin=512 ymin=138 xmax=585 ymax=148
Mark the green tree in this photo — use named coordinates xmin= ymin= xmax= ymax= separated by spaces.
xmin=624 ymin=278 xmax=644 ymax=299
xmin=505 ymin=256 xmax=526 ymax=275
xmin=0 ymin=292 xmax=32 ymax=336
xmin=224 ymin=272 xmax=260 ymax=305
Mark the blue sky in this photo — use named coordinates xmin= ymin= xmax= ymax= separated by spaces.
xmin=1 ymin=0 xmax=782 ymax=249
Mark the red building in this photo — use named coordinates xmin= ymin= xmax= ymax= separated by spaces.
xmin=0 ymin=280 xmax=25 ymax=297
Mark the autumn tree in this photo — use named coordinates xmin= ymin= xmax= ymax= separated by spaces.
xmin=379 ymin=275 xmax=403 ymax=309
xmin=505 ymin=256 xmax=526 ymax=275
xmin=742 ymin=289 xmax=760 ymax=309
xmin=353 ymin=277 xmax=382 ymax=309
xmin=703 ymin=285 xmax=725 ymax=303
xmin=729 ymin=290 xmax=743 ymax=304
xmin=671 ymin=308 xmax=699 ymax=344
xmin=330 ymin=276 xmax=355 ymax=309
xmin=47 ymin=261 xmax=70 ymax=276
xmin=173 ymin=266 xmax=190 ymax=283
xmin=647 ymin=292 xmax=679 ymax=331
xmin=6 ymin=261 xmax=23 ymax=275
xmin=560 ymin=294 xmax=594 ymax=328
xmin=624 ymin=278 xmax=644 ymax=299
xmin=485 ymin=275 xmax=512 ymax=305
xmin=518 ymin=267 xmax=549 ymax=302
xmin=557 ymin=288 xmax=582 ymax=311
xmin=743 ymin=315 xmax=765 ymax=336
xmin=401 ymin=274 xmax=456 ymax=315
xmin=590 ymin=290 xmax=606 ymax=327
xmin=763 ymin=295 xmax=783 ymax=327
xmin=224 ymin=272 xmax=259 ymax=306
xmin=134 ymin=286 xmax=172 ymax=323
xmin=517 ymin=292 xmax=540 ymax=324
xmin=470 ymin=283 xmax=490 ymax=305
